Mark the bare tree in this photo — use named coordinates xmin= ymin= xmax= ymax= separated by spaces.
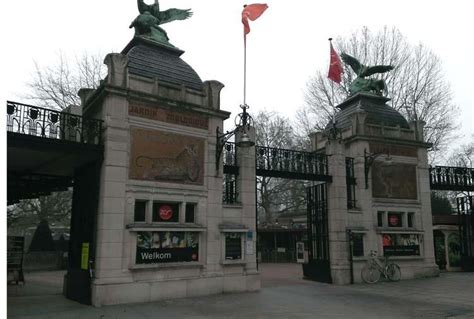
xmin=25 ymin=51 xmax=106 ymax=110
xmin=9 ymin=52 xmax=105 ymax=230
xmin=254 ymin=110 xmax=307 ymax=224
xmin=298 ymin=26 xmax=458 ymax=158
xmin=447 ymin=137 xmax=474 ymax=168
xmin=8 ymin=191 xmax=72 ymax=230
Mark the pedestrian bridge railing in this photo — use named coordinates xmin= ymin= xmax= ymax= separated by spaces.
xmin=430 ymin=166 xmax=474 ymax=192
xmin=7 ymin=101 xmax=103 ymax=145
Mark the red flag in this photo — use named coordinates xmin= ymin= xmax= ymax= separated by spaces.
xmin=242 ymin=3 xmax=268 ymax=41
xmin=328 ymin=41 xmax=343 ymax=83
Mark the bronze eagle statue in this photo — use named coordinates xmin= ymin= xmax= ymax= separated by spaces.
xmin=340 ymin=52 xmax=394 ymax=96
xmin=130 ymin=0 xmax=193 ymax=45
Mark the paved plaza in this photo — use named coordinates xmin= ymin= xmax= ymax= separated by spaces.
xmin=7 ymin=264 xmax=474 ymax=318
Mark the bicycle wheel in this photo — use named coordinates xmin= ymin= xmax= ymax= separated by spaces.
xmin=361 ymin=263 xmax=381 ymax=284
xmin=386 ymin=263 xmax=401 ymax=282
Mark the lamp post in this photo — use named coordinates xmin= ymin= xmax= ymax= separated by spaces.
xmin=216 ymin=104 xmax=255 ymax=171
xmin=364 ymin=148 xmax=392 ymax=189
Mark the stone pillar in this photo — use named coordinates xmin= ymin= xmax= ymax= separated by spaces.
xmin=91 ymin=54 xmax=130 ymax=306
xmin=418 ymin=147 xmax=439 ymax=275
xmin=235 ymin=127 xmax=259 ymax=289
xmin=325 ymin=138 xmax=350 ymax=284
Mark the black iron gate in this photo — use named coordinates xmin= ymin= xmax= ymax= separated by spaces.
xmin=303 ymin=183 xmax=331 ymax=283
xmin=457 ymin=196 xmax=474 ymax=271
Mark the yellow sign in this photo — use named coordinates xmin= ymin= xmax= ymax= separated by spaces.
xmin=81 ymin=243 xmax=89 ymax=270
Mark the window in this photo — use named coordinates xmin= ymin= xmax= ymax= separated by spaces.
xmin=152 ymin=202 xmax=179 ymax=222
xmin=351 ymin=233 xmax=364 ymax=257
xmin=377 ymin=211 xmax=384 ymax=227
xmin=134 ymin=200 xmax=147 ymax=222
xmin=387 ymin=212 xmax=402 ymax=227
xmin=225 ymin=233 xmax=242 ymax=260
xmin=185 ymin=203 xmax=195 ymax=223
xmin=407 ymin=212 xmax=415 ymax=228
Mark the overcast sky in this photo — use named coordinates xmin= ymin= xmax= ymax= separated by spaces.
xmin=1 ymin=0 xmax=473 ymax=149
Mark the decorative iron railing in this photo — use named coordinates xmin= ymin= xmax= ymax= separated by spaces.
xmin=346 ymin=157 xmax=356 ymax=209
xmin=223 ymin=176 xmax=239 ymax=204
xmin=222 ymin=142 xmax=239 ymax=204
xmin=223 ymin=142 xmax=237 ymax=167
xmin=429 ymin=166 xmax=474 ymax=191
xmin=457 ymin=196 xmax=473 ymax=215
xmin=6 ymin=101 xmax=103 ymax=145
xmin=256 ymin=145 xmax=330 ymax=181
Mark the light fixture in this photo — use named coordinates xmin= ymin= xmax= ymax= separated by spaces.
xmin=216 ymin=104 xmax=255 ymax=171
xmin=364 ymin=148 xmax=392 ymax=189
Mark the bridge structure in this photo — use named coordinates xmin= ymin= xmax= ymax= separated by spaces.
xmin=7 ymin=101 xmax=104 ymax=205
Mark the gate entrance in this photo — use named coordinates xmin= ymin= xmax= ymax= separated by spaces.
xmin=430 ymin=166 xmax=474 ymax=271
xmin=304 ymin=183 xmax=331 ymax=283
xmin=223 ymin=142 xmax=333 ymax=282
xmin=6 ymin=101 xmax=104 ymax=305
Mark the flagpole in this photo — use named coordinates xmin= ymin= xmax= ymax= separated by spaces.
xmin=244 ymin=37 xmax=247 ymax=106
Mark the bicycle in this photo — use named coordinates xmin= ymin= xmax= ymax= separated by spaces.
xmin=361 ymin=250 xmax=401 ymax=284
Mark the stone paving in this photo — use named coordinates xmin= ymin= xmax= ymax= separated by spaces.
xmin=7 ymin=264 xmax=474 ymax=318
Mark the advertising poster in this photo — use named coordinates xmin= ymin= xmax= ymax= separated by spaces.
xmin=382 ymin=234 xmax=421 ymax=256
xmin=136 ymin=231 xmax=199 ymax=264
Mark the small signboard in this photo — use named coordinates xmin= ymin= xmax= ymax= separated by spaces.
xmin=384 ymin=245 xmax=420 ymax=256
xmin=246 ymin=241 xmax=254 ymax=255
xmin=296 ymin=242 xmax=305 ymax=263
xmin=81 ymin=243 xmax=90 ymax=270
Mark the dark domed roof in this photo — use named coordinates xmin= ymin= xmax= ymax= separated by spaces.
xmin=329 ymin=93 xmax=409 ymax=130
xmin=122 ymin=37 xmax=203 ymax=91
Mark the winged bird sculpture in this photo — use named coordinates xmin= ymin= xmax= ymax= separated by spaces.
xmin=130 ymin=0 xmax=193 ymax=45
xmin=340 ymin=52 xmax=394 ymax=96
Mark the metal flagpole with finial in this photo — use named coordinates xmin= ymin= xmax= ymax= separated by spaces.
xmin=241 ymin=3 xmax=268 ymax=109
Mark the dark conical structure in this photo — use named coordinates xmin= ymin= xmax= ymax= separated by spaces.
xmin=29 ymin=219 xmax=56 ymax=252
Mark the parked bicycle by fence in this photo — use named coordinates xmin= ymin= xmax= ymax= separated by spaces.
xmin=361 ymin=250 xmax=401 ymax=284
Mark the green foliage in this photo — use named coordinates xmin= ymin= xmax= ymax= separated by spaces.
xmin=431 ymin=192 xmax=454 ymax=215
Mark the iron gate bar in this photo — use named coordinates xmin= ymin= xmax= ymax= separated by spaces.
xmin=304 ymin=183 xmax=332 ymax=283
xmin=457 ymin=196 xmax=474 ymax=271
xmin=430 ymin=166 xmax=474 ymax=191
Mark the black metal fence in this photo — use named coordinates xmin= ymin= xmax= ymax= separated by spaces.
xmin=223 ymin=142 xmax=239 ymax=204
xmin=430 ymin=166 xmax=474 ymax=191
xmin=223 ymin=175 xmax=239 ymax=204
xmin=7 ymin=101 xmax=103 ymax=145
xmin=457 ymin=196 xmax=474 ymax=271
xmin=256 ymin=145 xmax=331 ymax=181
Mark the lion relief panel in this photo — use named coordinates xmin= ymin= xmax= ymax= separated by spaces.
xmin=129 ymin=128 xmax=204 ymax=185
xmin=372 ymin=163 xmax=417 ymax=199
